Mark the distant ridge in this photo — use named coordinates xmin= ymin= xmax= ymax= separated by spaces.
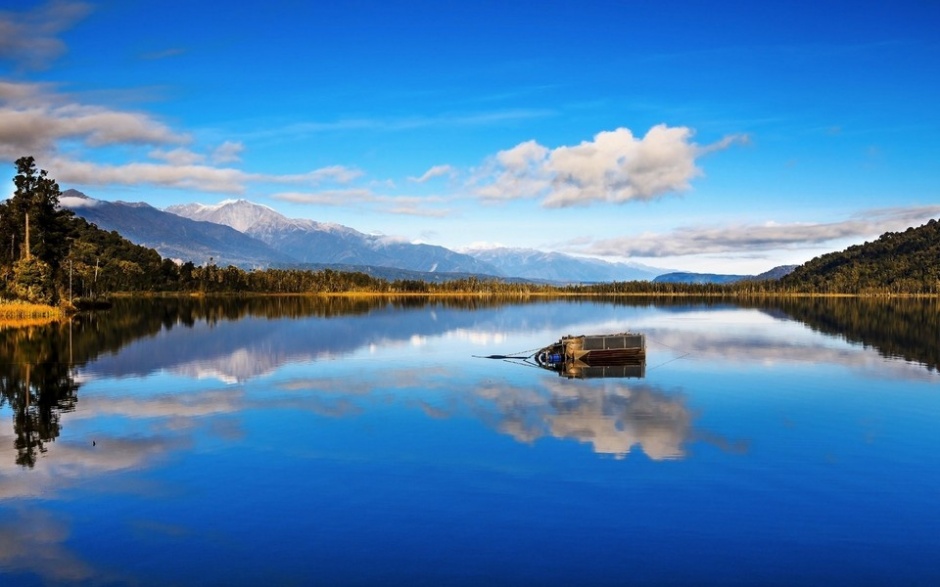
xmin=464 ymin=247 xmax=668 ymax=282
xmin=654 ymin=265 xmax=797 ymax=284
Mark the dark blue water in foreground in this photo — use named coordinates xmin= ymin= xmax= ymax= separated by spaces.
xmin=1 ymin=297 xmax=939 ymax=586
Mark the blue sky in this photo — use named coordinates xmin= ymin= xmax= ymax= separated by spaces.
xmin=1 ymin=0 xmax=939 ymax=273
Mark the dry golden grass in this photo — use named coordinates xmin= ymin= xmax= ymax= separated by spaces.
xmin=0 ymin=300 xmax=66 ymax=326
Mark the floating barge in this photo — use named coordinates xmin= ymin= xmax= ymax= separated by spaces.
xmin=535 ymin=332 xmax=646 ymax=379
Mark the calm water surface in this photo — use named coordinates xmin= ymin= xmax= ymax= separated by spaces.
xmin=1 ymin=296 xmax=939 ymax=586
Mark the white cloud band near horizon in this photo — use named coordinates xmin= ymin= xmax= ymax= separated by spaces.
xmin=273 ymin=189 xmax=451 ymax=218
xmin=567 ymin=206 xmax=940 ymax=258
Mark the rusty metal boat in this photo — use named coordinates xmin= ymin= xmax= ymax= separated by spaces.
xmin=535 ymin=332 xmax=646 ymax=379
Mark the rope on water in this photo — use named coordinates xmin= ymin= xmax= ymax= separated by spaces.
xmin=646 ymin=351 xmax=692 ymax=371
xmin=473 ymin=346 xmax=542 ymax=360
xmin=644 ymin=336 xmax=694 ymax=371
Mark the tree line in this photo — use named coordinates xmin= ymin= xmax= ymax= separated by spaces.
xmin=2 ymin=157 xmax=939 ymax=304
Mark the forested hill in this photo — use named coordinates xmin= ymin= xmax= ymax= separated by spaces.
xmin=779 ymin=219 xmax=940 ymax=293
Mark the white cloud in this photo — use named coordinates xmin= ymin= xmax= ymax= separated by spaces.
xmin=273 ymin=189 xmax=452 ymax=217
xmin=149 ymin=147 xmax=206 ymax=166
xmin=47 ymin=157 xmax=253 ymax=193
xmin=0 ymin=78 xmax=363 ymax=194
xmin=58 ymin=193 xmax=98 ymax=207
xmin=45 ymin=157 xmax=360 ymax=194
xmin=273 ymin=188 xmax=377 ymax=205
xmin=0 ymin=80 xmax=48 ymax=100
xmin=0 ymin=81 xmax=187 ymax=159
xmin=409 ymin=164 xmax=455 ymax=183
xmin=474 ymin=140 xmax=552 ymax=201
xmin=568 ymin=206 xmax=940 ymax=258
xmin=386 ymin=204 xmax=451 ymax=218
xmin=280 ymin=165 xmax=363 ymax=184
xmin=473 ymin=125 xmax=746 ymax=208
xmin=210 ymin=140 xmax=244 ymax=164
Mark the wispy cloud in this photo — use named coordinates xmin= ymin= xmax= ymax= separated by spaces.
xmin=46 ymin=158 xmax=363 ymax=193
xmin=471 ymin=124 xmax=747 ymax=208
xmin=251 ymin=108 xmax=555 ymax=140
xmin=567 ymin=206 xmax=940 ymax=258
xmin=210 ymin=140 xmax=244 ymax=164
xmin=273 ymin=189 xmax=452 ymax=217
xmin=273 ymin=189 xmax=377 ymax=205
xmin=276 ymin=165 xmax=363 ymax=184
xmin=0 ymin=1 xmax=92 ymax=70
xmin=408 ymin=164 xmax=455 ymax=183
xmin=0 ymin=80 xmax=362 ymax=193
xmin=149 ymin=147 xmax=206 ymax=166
xmin=143 ymin=141 xmax=277 ymax=177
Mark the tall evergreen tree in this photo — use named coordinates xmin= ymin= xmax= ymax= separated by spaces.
xmin=0 ymin=157 xmax=75 ymax=302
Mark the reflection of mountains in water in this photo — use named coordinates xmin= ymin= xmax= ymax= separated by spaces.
xmin=77 ymin=297 xmax=637 ymax=382
xmin=62 ymin=295 xmax=940 ymax=383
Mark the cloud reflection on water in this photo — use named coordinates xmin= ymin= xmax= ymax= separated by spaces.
xmin=2 ymin=298 xmax=938 ymax=587
xmin=0 ymin=510 xmax=100 ymax=584
xmin=273 ymin=370 xmax=729 ymax=460
xmin=471 ymin=378 xmax=725 ymax=460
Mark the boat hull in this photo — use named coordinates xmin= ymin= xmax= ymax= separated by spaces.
xmin=535 ymin=332 xmax=646 ymax=378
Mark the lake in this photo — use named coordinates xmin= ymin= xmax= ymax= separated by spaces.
xmin=1 ymin=296 xmax=939 ymax=586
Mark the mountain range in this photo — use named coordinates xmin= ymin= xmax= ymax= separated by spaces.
xmin=654 ymin=265 xmax=797 ymax=284
xmin=60 ymin=191 xmax=790 ymax=283
xmin=59 ymin=190 xmax=292 ymax=267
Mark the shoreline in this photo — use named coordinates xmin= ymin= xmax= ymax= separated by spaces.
xmin=114 ymin=290 xmax=940 ymax=299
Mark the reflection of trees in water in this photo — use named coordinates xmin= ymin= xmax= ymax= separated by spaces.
xmin=600 ymin=295 xmax=940 ymax=373
xmin=741 ymin=297 xmax=940 ymax=372
xmin=3 ymin=294 xmax=933 ymax=466
xmin=474 ymin=379 xmax=743 ymax=460
xmin=0 ymin=325 xmax=78 ymax=467
xmin=113 ymin=294 xmax=558 ymax=325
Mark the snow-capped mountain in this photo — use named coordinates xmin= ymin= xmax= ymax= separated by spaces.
xmin=60 ymin=190 xmax=292 ymax=267
xmin=63 ymin=193 xmax=679 ymax=282
xmin=166 ymin=199 xmax=296 ymax=233
xmin=166 ymin=199 xmax=499 ymax=274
